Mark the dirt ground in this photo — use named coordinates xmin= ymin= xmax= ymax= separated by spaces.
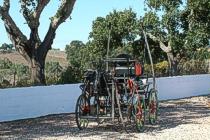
xmin=0 ymin=95 xmax=209 ymax=140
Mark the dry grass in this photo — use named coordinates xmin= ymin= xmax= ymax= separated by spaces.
xmin=0 ymin=50 xmax=68 ymax=67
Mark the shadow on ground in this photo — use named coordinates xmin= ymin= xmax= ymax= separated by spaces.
xmin=0 ymin=95 xmax=209 ymax=139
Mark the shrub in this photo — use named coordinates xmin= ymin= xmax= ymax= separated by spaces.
xmin=0 ymin=79 xmax=11 ymax=88
xmin=178 ymin=59 xmax=209 ymax=75
xmin=144 ymin=61 xmax=169 ymax=77
xmin=0 ymin=58 xmax=12 ymax=69
xmin=59 ymin=66 xmax=81 ymax=84
xmin=154 ymin=61 xmax=169 ymax=77
xmin=16 ymin=78 xmax=31 ymax=87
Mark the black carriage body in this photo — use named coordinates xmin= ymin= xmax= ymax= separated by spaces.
xmin=82 ymin=69 xmax=110 ymax=96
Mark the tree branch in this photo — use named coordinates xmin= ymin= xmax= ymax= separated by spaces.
xmin=21 ymin=0 xmax=50 ymax=27
xmin=0 ymin=0 xmax=30 ymax=61
xmin=41 ymin=0 xmax=76 ymax=55
xmin=146 ymin=32 xmax=171 ymax=53
xmin=34 ymin=0 xmax=50 ymax=19
xmin=1 ymin=0 xmax=10 ymax=12
xmin=19 ymin=0 xmax=50 ymax=55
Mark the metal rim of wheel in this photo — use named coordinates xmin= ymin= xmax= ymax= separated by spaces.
xmin=133 ymin=95 xmax=145 ymax=132
xmin=75 ymin=95 xmax=90 ymax=130
xmin=148 ymin=89 xmax=158 ymax=125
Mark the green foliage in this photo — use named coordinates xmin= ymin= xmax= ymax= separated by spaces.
xmin=19 ymin=0 xmax=37 ymax=16
xmin=144 ymin=0 xmax=210 ymax=60
xmin=144 ymin=59 xmax=209 ymax=77
xmin=183 ymin=0 xmax=210 ymax=54
xmin=65 ymin=40 xmax=85 ymax=68
xmin=11 ymin=64 xmax=29 ymax=78
xmin=141 ymin=11 xmax=161 ymax=36
xmin=0 ymin=59 xmax=30 ymax=88
xmin=144 ymin=61 xmax=169 ymax=77
xmin=89 ymin=8 xmax=139 ymax=55
xmin=0 ymin=43 xmax=14 ymax=53
xmin=178 ymin=59 xmax=209 ymax=75
xmin=45 ymin=61 xmax=63 ymax=85
xmin=16 ymin=78 xmax=31 ymax=87
xmin=0 ymin=79 xmax=11 ymax=88
xmin=59 ymin=66 xmax=81 ymax=84
xmin=65 ymin=6 xmax=209 ymax=82
xmin=143 ymin=0 xmax=183 ymax=53
xmin=155 ymin=61 xmax=169 ymax=76
xmin=146 ymin=0 xmax=182 ymax=10
xmin=0 ymin=58 xmax=12 ymax=69
xmin=189 ymin=48 xmax=210 ymax=60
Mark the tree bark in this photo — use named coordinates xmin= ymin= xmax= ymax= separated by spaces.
xmin=166 ymin=40 xmax=178 ymax=76
xmin=167 ymin=52 xmax=178 ymax=76
xmin=30 ymin=52 xmax=46 ymax=85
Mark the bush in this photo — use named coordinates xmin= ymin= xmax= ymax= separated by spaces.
xmin=178 ymin=59 xmax=209 ymax=75
xmin=0 ymin=79 xmax=11 ymax=88
xmin=45 ymin=61 xmax=63 ymax=85
xmin=144 ymin=61 xmax=169 ymax=77
xmin=59 ymin=66 xmax=81 ymax=84
xmin=16 ymin=78 xmax=31 ymax=87
xmin=0 ymin=58 xmax=12 ymax=69
xmin=154 ymin=61 xmax=169 ymax=77
xmin=46 ymin=76 xmax=58 ymax=85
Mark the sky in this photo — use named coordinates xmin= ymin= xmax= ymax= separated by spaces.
xmin=0 ymin=0 xmax=146 ymax=50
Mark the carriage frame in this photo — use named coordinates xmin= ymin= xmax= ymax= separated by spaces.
xmin=75 ymin=29 xmax=158 ymax=132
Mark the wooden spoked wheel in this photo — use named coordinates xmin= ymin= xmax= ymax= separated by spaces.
xmin=148 ymin=89 xmax=158 ymax=125
xmin=133 ymin=95 xmax=146 ymax=132
xmin=75 ymin=95 xmax=90 ymax=130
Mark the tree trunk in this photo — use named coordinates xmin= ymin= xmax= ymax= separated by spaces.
xmin=13 ymin=71 xmax=16 ymax=86
xmin=167 ymin=52 xmax=178 ymax=76
xmin=30 ymin=56 xmax=46 ymax=85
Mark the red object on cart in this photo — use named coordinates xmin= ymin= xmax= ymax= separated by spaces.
xmin=135 ymin=62 xmax=142 ymax=76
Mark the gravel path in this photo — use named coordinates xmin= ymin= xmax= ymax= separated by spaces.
xmin=0 ymin=95 xmax=209 ymax=140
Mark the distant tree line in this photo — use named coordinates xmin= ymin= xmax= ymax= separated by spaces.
xmin=0 ymin=43 xmax=15 ymax=53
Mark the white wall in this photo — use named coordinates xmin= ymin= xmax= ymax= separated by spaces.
xmin=0 ymin=84 xmax=81 ymax=122
xmin=0 ymin=74 xmax=210 ymax=122
xmin=156 ymin=74 xmax=210 ymax=100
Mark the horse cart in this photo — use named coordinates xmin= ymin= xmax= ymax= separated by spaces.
xmin=75 ymin=30 xmax=158 ymax=132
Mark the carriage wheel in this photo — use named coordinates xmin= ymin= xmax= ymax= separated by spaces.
xmin=75 ymin=95 xmax=90 ymax=130
xmin=133 ymin=95 xmax=146 ymax=132
xmin=148 ymin=89 xmax=158 ymax=125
